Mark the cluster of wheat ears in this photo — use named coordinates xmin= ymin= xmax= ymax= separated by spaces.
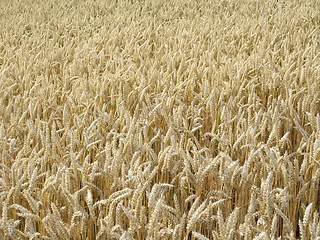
xmin=0 ymin=0 xmax=320 ymax=239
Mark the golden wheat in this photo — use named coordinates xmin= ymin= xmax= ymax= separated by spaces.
xmin=0 ymin=0 xmax=320 ymax=239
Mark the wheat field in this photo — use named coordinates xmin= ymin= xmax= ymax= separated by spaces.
xmin=0 ymin=0 xmax=320 ymax=239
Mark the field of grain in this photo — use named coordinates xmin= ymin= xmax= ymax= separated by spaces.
xmin=0 ymin=0 xmax=320 ymax=239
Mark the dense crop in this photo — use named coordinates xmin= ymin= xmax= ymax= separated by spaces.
xmin=0 ymin=0 xmax=320 ymax=239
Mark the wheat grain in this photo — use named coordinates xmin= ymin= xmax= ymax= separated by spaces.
xmin=0 ymin=0 xmax=319 ymax=238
